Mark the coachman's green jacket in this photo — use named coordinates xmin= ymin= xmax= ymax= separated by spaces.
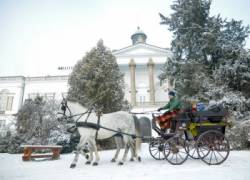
xmin=162 ymin=97 xmax=182 ymax=111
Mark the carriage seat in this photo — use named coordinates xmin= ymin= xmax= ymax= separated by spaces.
xmin=173 ymin=112 xmax=190 ymax=122
xmin=190 ymin=110 xmax=227 ymax=123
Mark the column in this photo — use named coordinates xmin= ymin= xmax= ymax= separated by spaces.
xmin=147 ymin=58 xmax=155 ymax=104
xmin=129 ymin=59 xmax=136 ymax=106
xmin=18 ymin=77 xmax=25 ymax=109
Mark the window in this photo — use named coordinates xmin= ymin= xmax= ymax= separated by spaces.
xmin=0 ymin=96 xmax=7 ymax=111
xmin=0 ymin=96 xmax=14 ymax=111
xmin=6 ymin=96 xmax=13 ymax=111
xmin=0 ymin=90 xmax=14 ymax=111
xmin=140 ymin=96 xmax=145 ymax=103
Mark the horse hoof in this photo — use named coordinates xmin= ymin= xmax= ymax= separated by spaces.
xmin=92 ymin=162 xmax=98 ymax=166
xmin=111 ymin=159 xmax=116 ymax=162
xmin=85 ymin=161 xmax=91 ymax=165
xmin=118 ymin=162 xmax=124 ymax=165
xmin=70 ymin=164 xmax=76 ymax=168
xmin=130 ymin=158 xmax=134 ymax=162
xmin=138 ymin=157 xmax=141 ymax=162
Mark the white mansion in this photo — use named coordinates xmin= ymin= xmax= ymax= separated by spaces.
xmin=0 ymin=28 xmax=172 ymax=135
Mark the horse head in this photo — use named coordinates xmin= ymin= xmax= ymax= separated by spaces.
xmin=57 ymin=98 xmax=93 ymax=123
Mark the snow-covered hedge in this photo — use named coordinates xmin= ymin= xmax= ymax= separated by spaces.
xmin=227 ymin=118 xmax=250 ymax=149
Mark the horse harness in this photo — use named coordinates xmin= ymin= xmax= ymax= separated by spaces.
xmin=60 ymin=100 xmax=103 ymax=139
xmin=60 ymin=100 xmax=142 ymax=140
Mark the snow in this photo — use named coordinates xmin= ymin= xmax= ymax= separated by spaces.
xmin=1 ymin=143 xmax=250 ymax=180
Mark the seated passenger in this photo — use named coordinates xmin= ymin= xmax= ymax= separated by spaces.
xmin=156 ymin=91 xmax=182 ymax=132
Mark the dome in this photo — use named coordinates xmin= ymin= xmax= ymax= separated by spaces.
xmin=131 ymin=27 xmax=147 ymax=45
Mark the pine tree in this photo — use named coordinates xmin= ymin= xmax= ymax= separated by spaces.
xmin=68 ymin=40 xmax=125 ymax=113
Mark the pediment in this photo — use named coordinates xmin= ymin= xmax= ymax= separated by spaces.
xmin=113 ymin=43 xmax=170 ymax=57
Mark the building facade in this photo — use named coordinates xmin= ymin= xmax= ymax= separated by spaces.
xmin=0 ymin=28 xmax=171 ymax=136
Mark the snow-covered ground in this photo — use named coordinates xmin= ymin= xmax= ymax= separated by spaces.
xmin=0 ymin=143 xmax=250 ymax=180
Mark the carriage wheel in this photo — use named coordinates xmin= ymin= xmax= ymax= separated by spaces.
xmin=185 ymin=139 xmax=210 ymax=159
xmin=185 ymin=140 xmax=199 ymax=159
xmin=196 ymin=130 xmax=230 ymax=165
xmin=164 ymin=136 xmax=188 ymax=165
xmin=149 ymin=137 xmax=168 ymax=160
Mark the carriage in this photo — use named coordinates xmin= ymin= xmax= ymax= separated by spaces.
xmin=59 ymin=99 xmax=231 ymax=166
xmin=148 ymin=107 xmax=231 ymax=165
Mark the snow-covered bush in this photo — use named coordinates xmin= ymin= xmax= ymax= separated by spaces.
xmin=15 ymin=96 xmax=68 ymax=146
xmin=227 ymin=118 xmax=250 ymax=149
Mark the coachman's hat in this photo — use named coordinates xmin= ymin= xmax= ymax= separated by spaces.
xmin=168 ymin=91 xmax=175 ymax=96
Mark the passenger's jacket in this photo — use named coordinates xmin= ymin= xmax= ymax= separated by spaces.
xmin=162 ymin=97 xmax=182 ymax=112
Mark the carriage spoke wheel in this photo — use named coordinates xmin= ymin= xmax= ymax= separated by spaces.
xmin=197 ymin=130 xmax=230 ymax=165
xmin=149 ymin=137 xmax=168 ymax=160
xmin=164 ymin=136 xmax=188 ymax=165
xmin=185 ymin=140 xmax=200 ymax=159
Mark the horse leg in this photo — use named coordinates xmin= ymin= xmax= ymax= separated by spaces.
xmin=132 ymin=139 xmax=141 ymax=162
xmin=118 ymin=138 xmax=131 ymax=165
xmin=129 ymin=140 xmax=136 ymax=161
xmin=70 ymin=137 xmax=86 ymax=168
xmin=85 ymin=140 xmax=94 ymax=165
xmin=111 ymin=136 xmax=122 ymax=162
xmin=89 ymin=138 xmax=100 ymax=166
xmin=70 ymin=148 xmax=80 ymax=168
xmin=82 ymin=142 xmax=90 ymax=159
xmin=70 ymin=138 xmax=84 ymax=168
xmin=85 ymin=150 xmax=93 ymax=165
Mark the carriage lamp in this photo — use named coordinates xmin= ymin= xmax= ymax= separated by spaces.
xmin=181 ymin=122 xmax=186 ymax=127
xmin=178 ymin=122 xmax=187 ymax=130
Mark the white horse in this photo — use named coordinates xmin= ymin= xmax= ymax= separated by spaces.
xmin=58 ymin=100 xmax=141 ymax=167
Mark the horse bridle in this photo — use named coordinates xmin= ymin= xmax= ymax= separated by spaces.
xmin=59 ymin=99 xmax=93 ymax=122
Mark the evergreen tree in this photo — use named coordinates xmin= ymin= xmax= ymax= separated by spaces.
xmin=159 ymin=0 xmax=249 ymax=101
xmin=68 ymin=40 xmax=125 ymax=113
xmin=214 ymin=50 xmax=250 ymax=97
xmin=160 ymin=0 xmax=212 ymax=63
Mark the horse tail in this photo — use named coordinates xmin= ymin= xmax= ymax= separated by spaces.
xmin=133 ymin=115 xmax=142 ymax=151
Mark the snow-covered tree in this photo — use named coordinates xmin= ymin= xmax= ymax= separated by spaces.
xmin=159 ymin=0 xmax=249 ymax=100
xmin=68 ymin=40 xmax=125 ymax=113
xmin=16 ymin=96 xmax=66 ymax=145
xmin=215 ymin=50 xmax=250 ymax=97
xmin=160 ymin=0 xmax=212 ymax=63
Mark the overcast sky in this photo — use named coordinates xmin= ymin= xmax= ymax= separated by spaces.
xmin=0 ymin=0 xmax=250 ymax=77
